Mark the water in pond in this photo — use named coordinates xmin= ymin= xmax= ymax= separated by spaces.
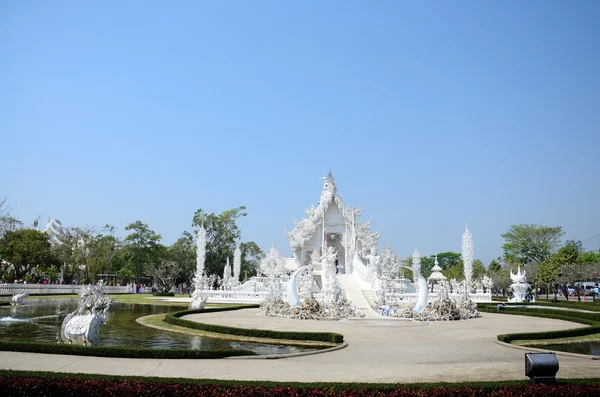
xmin=524 ymin=342 xmax=600 ymax=356
xmin=0 ymin=298 xmax=320 ymax=355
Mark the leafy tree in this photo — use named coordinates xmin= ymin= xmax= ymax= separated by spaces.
xmin=488 ymin=260 xmax=502 ymax=273
xmin=580 ymin=250 xmax=600 ymax=265
xmin=124 ymin=221 xmax=161 ymax=282
xmin=239 ymin=241 xmax=264 ymax=281
xmin=442 ymin=262 xmax=464 ymax=280
xmin=169 ymin=232 xmax=196 ymax=285
xmin=472 ymin=259 xmax=486 ymax=280
xmin=191 ymin=206 xmax=249 ymax=279
xmin=3 ymin=229 xmax=59 ymax=280
xmin=435 ymin=252 xmax=461 ymax=270
xmin=501 ymin=224 xmax=564 ymax=264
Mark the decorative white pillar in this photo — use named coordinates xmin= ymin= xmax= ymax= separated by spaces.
xmin=461 ymin=224 xmax=474 ymax=297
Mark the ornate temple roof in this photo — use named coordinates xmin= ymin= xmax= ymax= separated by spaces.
xmin=285 ymin=171 xmax=379 ymax=253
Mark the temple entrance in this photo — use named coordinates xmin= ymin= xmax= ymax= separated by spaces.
xmin=327 ymin=233 xmax=346 ymax=274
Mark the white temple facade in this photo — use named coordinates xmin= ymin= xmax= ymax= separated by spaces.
xmin=284 ymin=171 xmax=380 ymax=285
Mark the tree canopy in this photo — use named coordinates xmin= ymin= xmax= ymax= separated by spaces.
xmin=501 ymin=224 xmax=564 ymax=264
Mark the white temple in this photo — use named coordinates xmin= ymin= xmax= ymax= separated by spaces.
xmin=198 ymin=171 xmax=492 ymax=313
xmin=284 ymin=171 xmax=379 ymax=284
xmin=43 ymin=218 xmax=65 ymax=246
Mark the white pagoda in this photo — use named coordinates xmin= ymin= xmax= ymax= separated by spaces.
xmin=284 ymin=171 xmax=380 ymax=282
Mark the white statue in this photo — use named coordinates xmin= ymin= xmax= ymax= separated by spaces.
xmin=365 ymin=247 xmax=380 ymax=281
xmin=61 ymin=281 xmax=113 ymax=346
xmin=482 ymin=275 xmax=494 ymax=293
xmin=320 ymin=246 xmax=340 ymax=304
xmin=509 ymin=266 xmax=532 ymax=303
xmin=11 ymin=291 xmax=28 ymax=305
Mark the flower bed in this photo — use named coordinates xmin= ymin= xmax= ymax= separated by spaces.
xmin=1 ymin=371 xmax=599 ymax=396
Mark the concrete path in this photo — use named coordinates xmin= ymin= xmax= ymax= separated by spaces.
xmin=337 ymin=274 xmax=379 ymax=318
xmin=1 ymin=310 xmax=598 ymax=383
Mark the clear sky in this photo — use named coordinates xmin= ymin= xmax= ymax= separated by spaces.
xmin=2 ymin=1 xmax=599 ymax=264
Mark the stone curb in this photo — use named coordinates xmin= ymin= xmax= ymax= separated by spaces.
xmin=494 ymin=339 xmax=599 ymax=361
xmin=226 ymin=341 xmax=348 ymax=360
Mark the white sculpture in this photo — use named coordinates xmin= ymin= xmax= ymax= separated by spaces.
xmin=189 ymin=225 xmax=208 ymax=310
xmin=223 ymin=257 xmax=232 ymax=287
xmin=233 ymin=245 xmax=242 ymax=285
xmin=287 ymin=265 xmax=310 ymax=307
xmin=365 ymin=247 xmax=380 ymax=281
xmin=320 ymin=246 xmax=341 ymax=304
xmin=482 ymin=275 xmax=494 ymax=293
xmin=461 ymin=225 xmax=474 ymax=295
xmin=509 ymin=266 xmax=532 ymax=303
xmin=61 ymin=281 xmax=113 ymax=346
xmin=260 ymin=243 xmax=286 ymax=277
xmin=11 ymin=291 xmax=28 ymax=305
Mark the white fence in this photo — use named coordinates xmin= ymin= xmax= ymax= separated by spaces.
xmin=0 ymin=283 xmax=137 ymax=296
xmin=199 ymin=290 xmax=270 ymax=304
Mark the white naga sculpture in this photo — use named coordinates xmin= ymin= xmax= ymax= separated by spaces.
xmin=190 ymin=225 xmax=208 ymax=310
xmin=11 ymin=291 xmax=28 ymax=305
xmin=509 ymin=266 xmax=532 ymax=303
xmin=407 ymin=249 xmax=428 ymax=313
xmin=61 ymin=281 xmax=113 ymax=346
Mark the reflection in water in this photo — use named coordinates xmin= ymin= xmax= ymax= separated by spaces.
xmin=0 ymin=299 xmax=319 ymax=355
xmin=524 ymin=342 xmax=600 ymax=356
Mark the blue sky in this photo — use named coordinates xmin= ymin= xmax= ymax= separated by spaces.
xmin=1 ymin=1 xmax=599 ymax=264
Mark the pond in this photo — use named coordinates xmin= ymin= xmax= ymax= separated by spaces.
xmin=523 ymin=342 xmax=600 ymax=356
xmin=0 ymin=298 xmax=321 ymax=355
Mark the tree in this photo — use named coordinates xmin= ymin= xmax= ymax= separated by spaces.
xmin=191 ymin=206 xmax=248 ymax=279
xmin=124 ymin=221 xmax=161 ymax=282
xmin=442 ymin=262 xmax=464 ymax=280
xmin=472 ymin=259 xmax=485 ymax=280
xmin=3 ymin=229 xmax=59 ymax=280
xmin=488 ymin=260 xmax=502 ymax=273
xmin=501 ymin=224 xmax=564 ymax=264
xmin=435 ymin=252 xmax=462 ymax=270
xmin=169 ymin=232 xmax=196 ymax=285
xmin=239 ymin=241 xmax=264 ymax=281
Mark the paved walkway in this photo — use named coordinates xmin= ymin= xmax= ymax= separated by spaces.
xmin=0 ymin=310 xmax=598 ymax=383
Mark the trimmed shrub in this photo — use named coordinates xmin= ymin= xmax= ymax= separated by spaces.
xmin=166 ymin=306 xmax=344 ymax=344
xmin=153 ymin=292 xmax=175 ymax=297
xmin=0 ymin=341 xmax=256 ymax=359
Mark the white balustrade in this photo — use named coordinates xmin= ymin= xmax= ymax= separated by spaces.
xmin=0 ymin=283 xmax=133 ymax=296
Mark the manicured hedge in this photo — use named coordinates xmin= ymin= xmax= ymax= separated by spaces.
xmin=0 ymin=341 xmax=256 ymax=359
xmin=153 ymin=292 xmax=175 ymax=296
xmin=478 ymin=303 xmax=600 ymax=345
xmin=528 ymin=300 xmax=600 ymax=312
xmin=0 ymin=301 xmax=10 ymax=307
xmin=166 ymin=306 xmax=344 ymax=344
xmin=1 ymin=370 xmax=600 ymax=397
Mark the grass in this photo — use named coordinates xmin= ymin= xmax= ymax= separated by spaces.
xmin=140 ymin=313 xmax=336 ymax=347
